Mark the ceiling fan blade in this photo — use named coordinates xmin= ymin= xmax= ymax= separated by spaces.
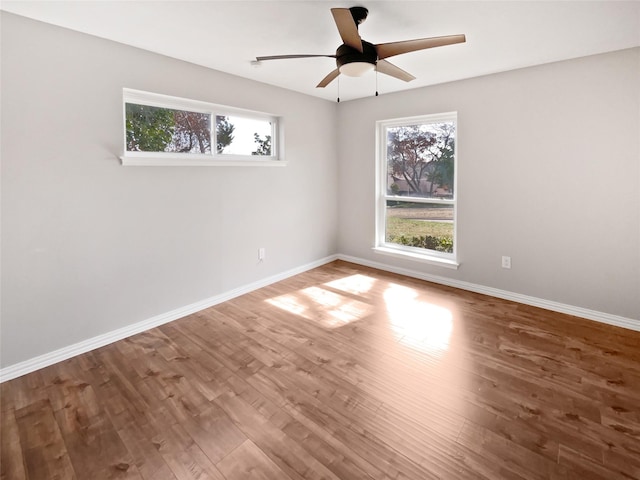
xmin=376 ymin=34 xmax=466 ymax=60
xmin=331 ymin=8 xmax=363 ymax=52
xmin=316 ymin=69 xmax=340 ymax=88
xmin=256 ymin=54 xmax=336 ymax=61
xmin=376 ymin=59 xmax=416 ymax=82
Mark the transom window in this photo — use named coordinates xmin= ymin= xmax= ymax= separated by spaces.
xmin=375 ymin=112 xmax=458 ymax=268
xmin=121 ymin=89 xmax=282 ymax=166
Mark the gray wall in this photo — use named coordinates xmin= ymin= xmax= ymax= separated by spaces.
xmin=337 ymin=48 xmax=640 ymax=320
xmin=2 ymin=12 xmax=639 ymax=372
xmin=0 ymin=13 xmax=338 ymax=368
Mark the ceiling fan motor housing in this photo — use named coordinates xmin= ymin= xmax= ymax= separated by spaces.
xmin=349 ymin=6 xmax=369 ymax=25
xmin=336 ymin=40 xmax=378 ymax=75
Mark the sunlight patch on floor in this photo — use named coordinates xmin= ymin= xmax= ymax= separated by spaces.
xmin=324 ymin=274 xmax=377 ymax=295
xmin=266 ymin=283 xmax=374 ymax=328
xmin=383 ymin=283 xmax=453 ymax=354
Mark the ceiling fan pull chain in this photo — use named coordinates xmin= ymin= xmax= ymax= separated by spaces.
xmin=337 ymin=76 xmax=340 ymax=103
xmin=375 ymin=68 xmax=379 ymax=97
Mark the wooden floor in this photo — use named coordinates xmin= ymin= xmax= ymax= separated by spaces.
xmin=2 ymin=260 xmax=640 ymax=480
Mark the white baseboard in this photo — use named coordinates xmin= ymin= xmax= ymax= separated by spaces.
xmin=337 ymin=253 xmax=640 ymax=333
xmin=0 ymin=255 xmax=339 ymax=383
xmin=3 ymin=252 xmax=637 ymax=383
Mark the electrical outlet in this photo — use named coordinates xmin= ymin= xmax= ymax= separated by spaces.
xmin=501 ymin=256 xmax=511 ymax=269
xmin=258 ymin=248 xmax=266 ymax=261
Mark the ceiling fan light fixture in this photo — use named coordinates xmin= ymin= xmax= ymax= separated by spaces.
xmin=335 ymin=40 xmax=377 ymax=77
xmin=339 ymin=61 xmax=375 ymax=77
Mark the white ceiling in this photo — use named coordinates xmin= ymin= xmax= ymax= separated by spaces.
xmin=2 ymin=1 xmax=639 ymax=102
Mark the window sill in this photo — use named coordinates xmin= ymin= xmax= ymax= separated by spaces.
xmin=373 ymin=246 xmax=459 ymax=270
xmin=120 ymin=155 xmax=287 ymax=167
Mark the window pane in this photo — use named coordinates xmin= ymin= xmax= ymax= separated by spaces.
xmin=385 ymin=201 xmax=454 ymax=253
xmin=216 ymin=116 xmax=272 ymax=156
xmin=125 ymin=103 xmax=211 ymax=154
xmin=386 ymin=122 xmax=455 ymax=199
xmin=167 ymin=110 xmax=211 ymax=154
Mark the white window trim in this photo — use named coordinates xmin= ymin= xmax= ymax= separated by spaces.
xmin=120 ymin=88 xmax=285 ymax=166
xmin=374 ymin=112 xmax=459 ymax=268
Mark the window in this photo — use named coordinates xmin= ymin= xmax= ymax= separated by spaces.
xmin=375 ymin=113 xmax=458 ymax=268
xmin=121 ymin=89 xmax=283 ymax=166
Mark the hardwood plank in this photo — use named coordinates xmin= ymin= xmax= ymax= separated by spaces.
xmin=216 ymin=439 xmax=293 ymax=480
xmin=274 ymin=410 xmax=387 ymax=480
xmin=116 ymin=420 xmax=177 ymax=480
xmin=1 ymin=369 xmax=47 ymax=412
xmin=215 ymin=390 xmax=344 ymax=480
xmin=2 ymin=260 xmax=640 ymax=480
xmin=52 ymin=382 xmax=142 ymax=479
xmin=264 ymin=370 xmax=438 ymax=480
xmin=556 ymin=444 xmax=629 ymax=480
xmin=455 ymin=420 xmax=564 ymax=480
xmin=179 ymin=403 xmax=247 ymax=464
xmin=14 ymin=399 xmax=77 ymax=479
xmin=150 ymin=422 xmax=227 ymax=480
xmin=1 ymin=408 xmax=27 ymax=480
xmin=38 ymin=357 xmax=145 ymax=477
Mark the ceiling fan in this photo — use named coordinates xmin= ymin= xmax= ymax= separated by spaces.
xmin=255 ymin=6 xmax=466 ymax=90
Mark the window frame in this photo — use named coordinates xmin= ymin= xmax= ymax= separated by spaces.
xmin=374 ymin=112 xmax=459 ymax=269
xmin=121 ymin=88 xmax=284 ymax=166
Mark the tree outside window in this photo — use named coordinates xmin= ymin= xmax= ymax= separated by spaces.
xmin=378 ymin=114 xmax=457 ymax=259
